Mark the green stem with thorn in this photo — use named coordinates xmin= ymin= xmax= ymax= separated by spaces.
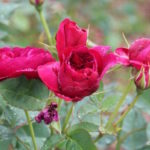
xmin=105 ymin=80 xmax=133 ymax=129
xmin=24 ymin=110 xmax=37 ymax=150
xmin=36 ymin=6 xmax=53 ymax=46
xmin=62 ymin=103 xmax=74 ymax=133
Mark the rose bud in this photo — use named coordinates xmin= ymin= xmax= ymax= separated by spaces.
xmin=133 ymin=67 xmax=150 ymax=90
xmin=0 ymin=47 xmax=54 ymax=80
xmin=35 ymin=102 xmax=59 ymax=124
xmin=29 ymin=0 xmax=44 ymax=6
xmin=38 ymin=18 xmax=117 ymax=102
xmin=115 ymin=38 xmax=150 ymax=90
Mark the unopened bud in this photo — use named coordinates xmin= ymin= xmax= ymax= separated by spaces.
xmin=133 ymin=67 xmax=150 ymax=90
xmin=30 ymin=0 xmax=44 ymax=6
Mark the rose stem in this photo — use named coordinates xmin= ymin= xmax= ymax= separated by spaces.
xmin=24 ymin=110 xmax=37 ymax=150
xmin=105 ymin=79 xmax=133 ymax=129
xmin=115 ymin=93 xmax=141 ymax=125
xmin=57 ymin=98 xmax=63 ymax=133
xmin=115 ymin=121 xmax=123 ymax=150
xmin=94 ymin=112 xmax=104 ymax=143
xmin=35 ymin=5 xmax=52 ymax=46
xmin=62 ymin=103 xmax=74 ymax=133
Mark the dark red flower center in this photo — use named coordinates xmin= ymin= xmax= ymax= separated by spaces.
xmin=69 ymin=51 xmax=94 ymax=70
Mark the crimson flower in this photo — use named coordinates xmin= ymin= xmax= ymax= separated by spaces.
xmin=38 ymin=18 xmax=117 ymax=102
xmin=115 ymin=38 xmax=150 ymax=89
xmin=0 ymin=47 xmax=54 ymax=80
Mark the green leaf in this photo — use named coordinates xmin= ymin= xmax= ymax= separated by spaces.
xmin=68 ymin=129 xmax=97 ymax=150
xmin=51 ymin=121 xmax=61 ymax=134
xmin=90 ymin=82 xmax=104 ymax=107
xmin=0 ymin=94 xmax=7 ymax=116
xmin=96 ymin=135 xmax=115 ymax=148
xmin=57 ymin=139 xmax=68 ymax=150
xmin=77 ymin=98 xmax=99 ymax=120
xmin=121 ymin=109 xmax=147 ymax=150
xmin=100 ymin=93 xmax=120 ymax=112
xmin=0 ymin=76 xmax=49 ymax=111
xmin=0 ymin=140 xmax=12 ymax=150
xmin=41 ymin=134 xmax=64 ymax=150
xmin=3 ymin=105 xmax=18 ymax=127
xmin=146 ymin=123 xmax=150 ymax=141
xmin=94 ymin=82 xmax=104 ymax=101
xmin=138 ymin=146 xmax=150 ymax=150
xmin=136 ymin=88 xmax=150 ymax=114
xmin=66 ymin=139 xmax=82 ymax=150
xmin=68 ymin=122 xmax=99 ymax=133
xmin=0 ymin=125 xmax=14 ymax=141
xmin=17 ymin=122 xmax=50 ymax=138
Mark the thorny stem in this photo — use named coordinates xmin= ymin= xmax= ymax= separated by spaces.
xmin=24 ymin=110 xmax=37 ymax=150
xmin=105 ymin=80 xmax=133 ymax=129
xmin=94 ymin=112 xmax=104 ymax=143
xmin=115 ymin=91 xmax=142 ymax=149
xmin=58 ymin=98 xmax=62 ymax=112
xmin=115 ymin=93 xmax=141 ymax=125
xmin=36 ymin=6 xmax=53 ymax=46
xmin=62 ymin=103 xmax=74 ymax=133
xmin=57 ymin=98 xmax=63 ymax=133
xmin=116 ymin=121 xmax=123 ymax=150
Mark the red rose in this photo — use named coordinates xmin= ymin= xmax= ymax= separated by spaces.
xmin=56 ymin=18 xmax=87 ymax=62
xmin=38 ymin=18 xmax=116 ymax=102
xmin=115 ymin=38 xmax=150 ymax=89
xmin=0 ymin=47 xmax=54 ymax=80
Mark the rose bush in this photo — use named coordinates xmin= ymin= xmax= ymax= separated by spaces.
xmin=1 ymin=1 xmax=150 ymax=150
xmin=0 ymin=46 xmax=54 ymax=80
xmin=115 ymin=38 xmax=150 ymax=89
xmin=38 ymin=18 xmax=117 ymax=102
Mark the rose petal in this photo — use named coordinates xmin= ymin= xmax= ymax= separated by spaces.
xmin=89 ymin=46 xmax=117 ymax=78
xmin=130 ymin=60 xmax=146 ymax=70
xmin=38 ymin=61 xmax=85 ymax=101
xmin=56 ymin=18 xmax=87 ymax=62
xmin=115 ymin=47 xmax=130 ymax=66
xmin=90 ymin=45 xmax=111 ymax=56
xmin=57 ymin=63 xmax=99 ymax=101
xmin=89 ymin=46 xmax=110 ymax=74
xmin=100 ymin=53 xmax=117 ymax=80
xmin=38 ymin=62 xmax=60 ymax=93
xmin=129 ymin=38 xmax=150 ymax=63
xmin=0 ymin=47 xmax=54 ymax=80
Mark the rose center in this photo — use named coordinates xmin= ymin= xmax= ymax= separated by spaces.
xmin=69 ymin=51 xmax=94 ymax=70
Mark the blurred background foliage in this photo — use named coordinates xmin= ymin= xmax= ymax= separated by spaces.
xmin=0 ymin=0 xmax=150 ymax=150
xmin=1 ymin=0 xmax=150 ymax=49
